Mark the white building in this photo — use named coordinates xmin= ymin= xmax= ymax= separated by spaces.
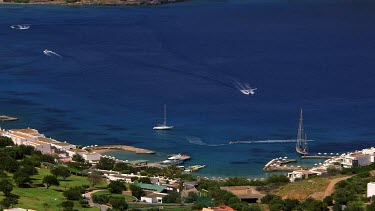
xmin=367 ymin=182 xmax=375 ymax=198
xmin=23 ymin=140 xmax=52 ymax=154
xmin=341 ymin=153 xmax=371 ymax=168
xmin=288 ymin=170 xmax=317 ymax=182
xmin=141 ymin=192 xmax=168 ymax=203
xmin=66 ymin=148 xmax=88 ymax=157
xmin=3 ymin=130 xmax=37 ymax=145
xmin=50 ymin=142 xmax=76 ymax=151
xmin=82 ymin=152 xmax=101 ymax=162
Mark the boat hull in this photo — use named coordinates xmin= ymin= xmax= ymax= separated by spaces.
xmin=153 ymin=126 xmax=174 ymax=130
xmin=296 ymin=146 xmax=308 ymax=155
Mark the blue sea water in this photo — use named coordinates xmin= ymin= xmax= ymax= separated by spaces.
xmin=1 ymin=0 xmax=375 ymax=178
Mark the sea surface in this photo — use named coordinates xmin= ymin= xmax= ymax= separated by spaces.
xmin=1 ymin=0 xmax=375 ymax=178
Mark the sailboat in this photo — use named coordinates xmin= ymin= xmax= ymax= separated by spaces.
xmin=296 ymin=109 xmax=308 ymax=155
xmin=153 ymin=104 xmax=174 ymax=130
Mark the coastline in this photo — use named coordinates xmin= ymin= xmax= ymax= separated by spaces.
xmin=0 ymin=0 xmax=190 ymax=6
xmin=88 ymin=145 xmax=155 ymax=154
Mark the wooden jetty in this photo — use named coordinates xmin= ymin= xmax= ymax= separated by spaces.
xmin=0 ymin=115 xmax=18 ymax=122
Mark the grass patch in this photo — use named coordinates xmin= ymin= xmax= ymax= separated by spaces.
xmin=0 ymin=167 xmax=105 ymax=210
xmin=93 ymin=189 xmax=136 ymax=201
xmin=277 ymin=177 xmax=330 ymax=200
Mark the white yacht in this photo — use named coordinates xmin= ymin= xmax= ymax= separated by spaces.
xmin=153 ymin=104 xmax=174 ymax=130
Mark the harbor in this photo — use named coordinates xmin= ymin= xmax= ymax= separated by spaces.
xmin=88 ymin=145 xmax=155 ymax=154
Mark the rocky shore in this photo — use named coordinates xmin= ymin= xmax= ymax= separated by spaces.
xmin=0 ymin=0 xmax=190 ymax=6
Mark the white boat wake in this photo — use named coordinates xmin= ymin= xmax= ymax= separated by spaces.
xmin=186 ymin=136 xmax=227 ymax=147
xmin=10 ymin=24 xmax=31 ymax=30
xmin=234 ymin=82 xmax=257 ymax=95
xmin=230 ymin=139 xmax=315 ymax=144
xmin=43 ymin=49 xmax=63 ymax=58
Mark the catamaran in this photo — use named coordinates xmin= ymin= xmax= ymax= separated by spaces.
xmin=296 ymin=109 xmax=308 ymax=155
xmin=153 ymin=104 xmax=174 ymax=130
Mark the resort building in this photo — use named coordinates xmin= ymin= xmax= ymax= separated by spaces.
xmin=3 ymin=129 xmax=39 ymax=145
xmin=66 ymin=148 xmax=88 ymax=157
xmin=140 ymin=192 xmax=168 ymax=203
xmin=220 ymin=186 xmax=264 ymax=203
xmin=23 ymin=140 xmax=52 ymax=154
xmin=137 ymin=183 xmax=167 ymax=193
xmin=368 ymin=182 xmax=375 ymax=198
xmin=202 ymin=206 xmax=235 ymax=211
xmin=50 ymin=141 xmax=76 ymax=151
xmin=82 ymin=152 xmax=102 ymax=162
xmin=288 ymin=170 xmax=318 ymax=182
xmin=341 ymin=152 xmax=372 ymax=168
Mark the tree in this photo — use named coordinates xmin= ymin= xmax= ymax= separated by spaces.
xmin=129 ymin=184 xmax=145 ymax=199
xmin=92 ymin=194 xmax=109 ymax=204
xmin=72 ymin=154 xmax=85 ymax=163
xmin=185 ymin=191 xmax=198 ymax=203
xmin=96 ymin=157 xmax=115 ymax=170
xmin=42 ymin=175 xmax=60 ymax=189
xmin=108 ymin=180 xmax=127 ymax=194
xmin=0 ymin=196 xmax=18 ymax=209
xmin=139 ymin=177 xmax=151 ymax=184
xmin=63 ymin=186 xmax=85 ymax=201
xmin=60 ymin=200 xmax=74 ymax=211
xmin=323 ymin=195 xmax=333 ymax=206
xmin=20 ymin=165 xmax=38 ymax=176
xmin=0 ymin=136 xmax=14 ymax=148
xmin=0 ymin=179 xmax=13 ymax=196
xmin=12 ymin=171 xmax=31 ymax=187
xmin=87 ymin=172 xmax=103 ymax=187
xmin=163 ymin=192 xmax=181 ymax=203
xmin=109 ymin=197 xmax=128 ymax=210
xmin=51 ymin=166 xmax=71 ymax=180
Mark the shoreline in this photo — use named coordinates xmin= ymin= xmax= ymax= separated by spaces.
xmin=0 ymin=0 xmax=190 ymax=6
xmin=88 ymin=145 xmax=155 ymax=154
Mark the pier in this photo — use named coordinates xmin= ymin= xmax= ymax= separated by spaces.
xmin=302 ymin=155 xmax=335 ymax=159
xmin=263 ymin=157 xmax=298 ymax=172
xmin=0 ymin=115 xmax=18 ymax=122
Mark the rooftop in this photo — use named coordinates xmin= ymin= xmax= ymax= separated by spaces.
xmin=12 ymin=128 xmax=41 ymax=136
xmin=38 ymin=137 xmax=59 ymax=143
xmin=137 ymin=183 xmax=166 ymax=193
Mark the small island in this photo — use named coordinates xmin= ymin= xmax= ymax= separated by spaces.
xmin=0 ymin=115 xmax=18 ymax=122
xmin=0 ymin=0 xmax=189 ymax=6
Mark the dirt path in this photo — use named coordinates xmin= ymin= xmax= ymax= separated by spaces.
xmin=323 ymin=176 xmax=352 ymax=197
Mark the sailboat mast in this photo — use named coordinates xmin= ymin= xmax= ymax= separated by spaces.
xmin=297 ymin=109 xmax=303 ymax=147
xmin=304 ymin=133 xmax=308 ymax=153
xmin=164 ymin=104 xmax=167 ymax=126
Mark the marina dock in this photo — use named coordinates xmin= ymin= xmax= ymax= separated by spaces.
xmin=263 ymin=157 xmax=298 ymax=172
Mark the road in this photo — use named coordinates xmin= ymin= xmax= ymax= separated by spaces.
xmin=84 ymin=190 xmax=110 ymax=211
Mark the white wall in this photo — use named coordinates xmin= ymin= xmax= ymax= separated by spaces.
xmin=367 ymin=183 xmax=375 ymax=197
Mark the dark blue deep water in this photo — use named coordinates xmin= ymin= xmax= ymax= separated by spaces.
xmin=1 ymin=0 xmax=375 ymax=177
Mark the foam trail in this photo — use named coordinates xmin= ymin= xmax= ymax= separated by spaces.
xmin=233 ymin=81 xmax=257 ymax=95
xmin=43 ymin=49 xmax=63 ymax=59
xmin=187 ymin=136 xmax=227 ymax=147
xmin=231 ymin=139 xmax=315 ymax=144
xmin=10 ymin=24 xmax=31 ymax=30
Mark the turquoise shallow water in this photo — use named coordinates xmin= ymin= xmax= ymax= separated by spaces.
xmin=1 ymin=0 xmax=375 ymax=177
